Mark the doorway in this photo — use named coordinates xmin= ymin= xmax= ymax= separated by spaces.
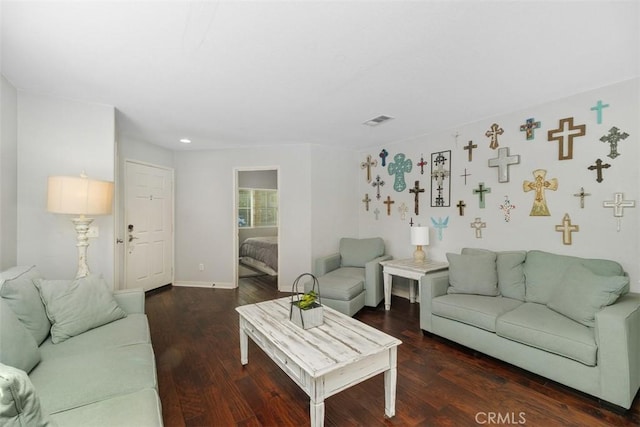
xmin=234 ymin=167 xmax=279 ymax=288
xmin=123 ymin=160 xmax=174 ymax=291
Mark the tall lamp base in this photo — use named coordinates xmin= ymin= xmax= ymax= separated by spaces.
xmin=413 ymin=245 xmax=426 ymax=263
xmin=71 ymin=216 xmax=93 ymax=278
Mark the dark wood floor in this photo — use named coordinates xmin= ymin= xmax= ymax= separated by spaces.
xmin=145 ymin=276 xmax=640 ymax=426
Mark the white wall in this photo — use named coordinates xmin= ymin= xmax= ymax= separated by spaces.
xmin=174 ymin=145 xmax=312 ymax=290
xmin=359 ymin=78 xmax=640 ymax=293
xmin=0 ymin=75 xmax=18 ymax=269
xmin=17 ymin=92 xmax=116 ymax=284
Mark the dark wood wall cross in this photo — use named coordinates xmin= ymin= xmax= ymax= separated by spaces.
xmin=383 ymin=196 xmax=395 ymax=216
xmin=409 ymin=180 xmax=425 ymax=215
xmin=417 ymin=155 xmax=427 ymax=174
xmin=587 ymin=159 xmax=611 ymax=183
xmin=372 ymin=175 xmax=385 ymax=199
xmin=547 ymin=117 xmax=586 ymax=160
xmin=362 ymin=193 xmax=372 ymax=211
xmin=456 ymin=200 xmax=466 ymax=216
xmin=463 ymin=140 xmax=477 ymax=162
xmin=485 ymin=124 xmax=504 ymax=150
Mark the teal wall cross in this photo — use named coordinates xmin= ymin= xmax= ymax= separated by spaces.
xmin=388 ymin=153 xmax=412 ymax=192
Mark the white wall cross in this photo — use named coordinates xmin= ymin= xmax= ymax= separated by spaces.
xmin=488 ymin=147 xmax=520 ymax=183
xmin=603 ymin=192 xmax=636 ymax=231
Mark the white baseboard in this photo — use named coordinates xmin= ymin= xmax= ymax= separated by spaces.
xmin=173 ymin=281 xmax=235 ymax=289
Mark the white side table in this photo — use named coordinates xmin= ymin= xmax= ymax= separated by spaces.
xmin=380 ymin=259 xmax=449 ymax=310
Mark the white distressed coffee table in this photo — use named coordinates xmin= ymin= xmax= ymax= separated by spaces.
xmin=236 ymin=297 xmax=402 ymax=427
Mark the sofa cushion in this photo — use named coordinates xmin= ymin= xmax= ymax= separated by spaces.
xmin=29 ymin=343 xmax=157 ymax=414
xmin=0 ymin=363 xmax=54 ymax=427
xmin=0 ymin=299 xmax=41 ymax=373
xmin=432 ymin=294 xmax=522 ymax=332
xmin=446 ymin=252 xmax=499 ymax=296
xmin=39 ymin=314 xmax=150 ymax=361
xmin=339 ymin=237 xmax=385 ymax=268
xmin=462 ymin=248 xmax=526 ymax=300
xmin=547 ymin=264 xmax=629 ymax=327
xmin=524 ymin=250 xmax=625 ymax=304
xmin=0 ymin=265 xmax=50 ymax=345
xmin=496 ymin=302 xmax=597 ymax=366
xmin=307 ymin=267 xmax=365 ymax=301
xmin=35 ymin=274 xmax=127 ymax=344
xmin=50 ymin=388 xmax=162 ymax=427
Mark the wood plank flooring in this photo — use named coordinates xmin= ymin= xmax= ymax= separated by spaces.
xmin=145 ymin=276 xmax=640 ymax=426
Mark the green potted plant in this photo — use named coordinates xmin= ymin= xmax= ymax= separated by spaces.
xmin=289 ymin=274 xmax=323 ymax=329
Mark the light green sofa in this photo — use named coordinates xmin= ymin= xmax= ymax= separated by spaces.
xmin=307 ymin=237 xmax=391 ymax=316
xmin=420 ymin=249 xmax=640 ymax=410
xmin=0 ymin=266 xmax=163 ymax=426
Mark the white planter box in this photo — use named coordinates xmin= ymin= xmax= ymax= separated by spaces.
xmin=290 ymin=303 xmax=323 ymax=329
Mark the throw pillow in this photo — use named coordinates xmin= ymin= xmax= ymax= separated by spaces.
xmin=0 ymin=265 xmax=51 ymax=345
xmin=0 ymin=363 xmax=55 ymax=427
xmin=34 ymin=274 xmax=127 ymax=344
xmin=495 ymin=251 xmax=527 ymax=301
xmin=0 ymin=299 xmax=41 ymax=373
xmin=446 ymin=252 xmax=499 ymax=296
xmin=547 ymin=264 xmax=629 ymax=327
xmin=339 ymin=237 xmax=385 ymax=268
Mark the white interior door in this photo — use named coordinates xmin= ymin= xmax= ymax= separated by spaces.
xmin=124 ymin=161 xmax=174 ymax=291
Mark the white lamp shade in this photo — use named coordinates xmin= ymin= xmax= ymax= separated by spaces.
xmin=47 ymin=175 xmax=114 ymax=216
xmin=411 ymin=226 xmax=429 ymax=246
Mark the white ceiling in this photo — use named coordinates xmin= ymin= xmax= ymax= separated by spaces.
xmin=2 ymin=1 xmax=638 ymax=151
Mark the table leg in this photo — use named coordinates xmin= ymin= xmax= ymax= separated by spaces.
xmin=239 ymin=318 xmax=248 ymax=365
xmin=383 ymin=270 xmax=392 ymax=310
xmin=384 ymin=346 xmax=398 ymax=418
xmin=310 ymin=398 xmax=325 ymax=427
xmin=409 ymin=279 xmax=416 ymax=303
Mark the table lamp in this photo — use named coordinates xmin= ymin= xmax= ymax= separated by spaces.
xmin=47 ymin=172 xmax=114 ymax=278
xmin=411 ymin=226 xmax=429 ymax=262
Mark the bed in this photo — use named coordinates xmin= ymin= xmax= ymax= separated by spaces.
xmin=239 ymin=236 xmax=278 ymax=276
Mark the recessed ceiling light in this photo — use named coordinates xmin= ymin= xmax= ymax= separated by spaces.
xmin=363 ymin=115 xmax=394 ymax=127
xmin=179 ymin=138 xmax=192 ymax=144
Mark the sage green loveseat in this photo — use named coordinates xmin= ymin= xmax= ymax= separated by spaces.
xmin=0 ymin=265 xmax=163 ymax=426
xmin=419 ymin=249 xmax=640 ymax=410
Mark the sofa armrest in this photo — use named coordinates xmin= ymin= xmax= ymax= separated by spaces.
xmin=113 ymin=289 xmax=146 ymax=315
xmin=595 ymin=292 xmax=640 ymax=409
xmin=314 ymin=253 xmax=341 ymax=276
xmin=419 ymin=270 xmax=450 ymax=332
xmin=363 ymin=255 xmax=392 ymax=307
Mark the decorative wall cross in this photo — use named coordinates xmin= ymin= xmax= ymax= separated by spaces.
xmin=383 ymin=196 xmax=395 ymax=216
xmin=587 ymin=159 xmax=610 ymax=183
xmin=463 ymin=140 xmax=477 ymax=162
xmin=409 ymin=217 xmax=414 ymax=226
xmin=488 ymin=147 xmax=520 ymax=183
xmin=519 ymin=118 xmax=541 ymax=140
xmin=547 ymin=117 xmax=586 ymax=160
xmin=555 ymin=213 xmax=579 ymax=245
xmin=388 ymin=153 xmax=412 ymax=192
xmin=417 ymin=154 xmax=427 ymax=175
xmin=523 ymin=169 xmax=558 ymax=216
xmin=372 ymin=175 xmax=385 ymax=199
xmin=398 ymin=202 xmax=408 ymax=220
xmin=431 ymin=150 xmax=451 ymax=207
xmin=361 ymin=154 xmax=378 ymax=183
xmin=373 ymin=208 xmax=380 ymax=220
xmin=470 ymin=217 xmax=486 ymax=238
xmin=362 ymin=193 xmax=372 ymax=211
xmin=409 ymin=180 xmax=425 ymax=215
xmin=603 ymin=192 xmax=636 ymax=232
xmin=600 ymin=126 xmax=629 ymax=159
xmin=460 ymin=168 xmax=471 ymax=185
xmin=499 ymin=196 xmax=516 ymax=222
xmin=590 ymin=100 xmax=609 ymax=124
xmin=472 ymin=182 xmax=492 ymax=208
xmin=573 ymin=187 xmax=590 ymax=209
xmin=485 ymin=123 xmax=504 ymax=150
xmin=456 ymin=200 xmax=466 ymax=216
xmin=430 ymin=216 xmax=449 ymax=241
xmin=379 ymin=149 xmax=389 ymax=167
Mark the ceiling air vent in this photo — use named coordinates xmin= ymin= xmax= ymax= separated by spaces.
xmin=363 ymin=115 xmax=394 ymax=127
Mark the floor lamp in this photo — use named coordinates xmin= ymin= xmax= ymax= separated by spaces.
xmin=47 ymin=173 xmax=114 ymax=278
